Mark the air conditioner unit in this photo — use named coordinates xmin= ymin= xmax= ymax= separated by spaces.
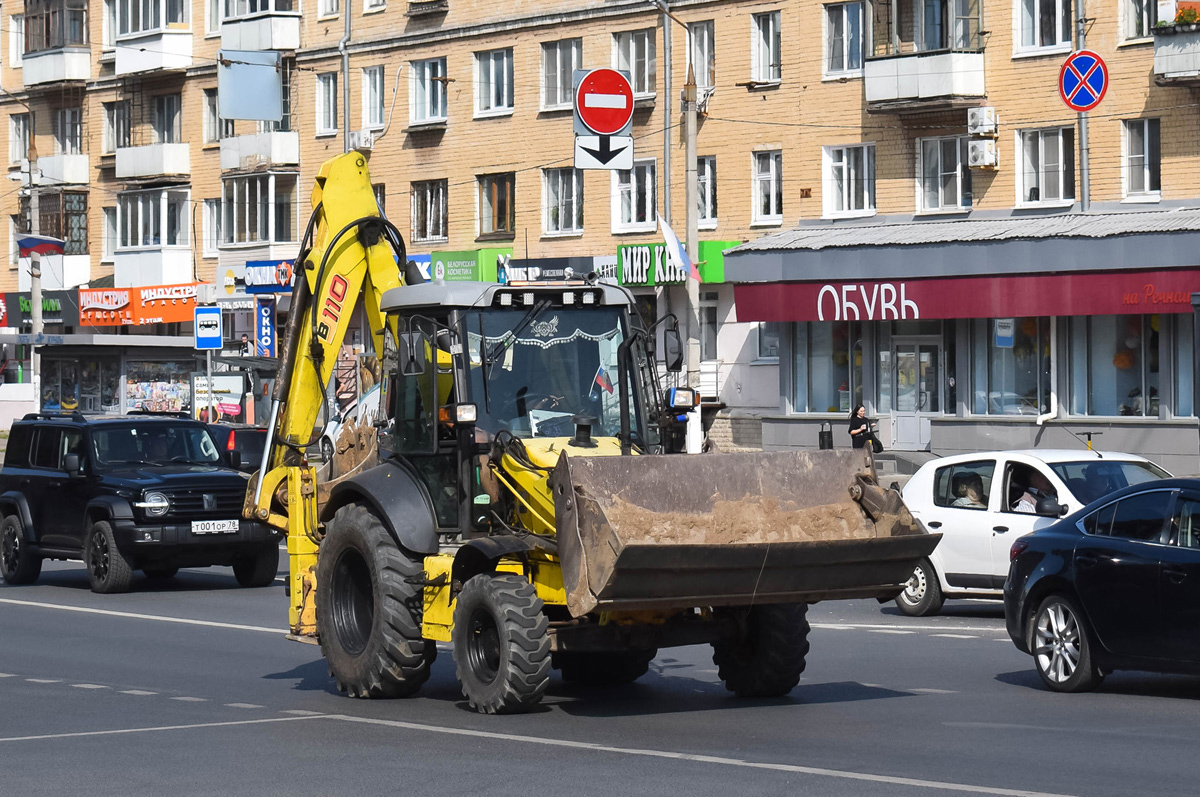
xmin=348 ymin=130 xmax=375 ymax=151
xmin=967 ymin=106 xmax=997 ymax=137
xmin=968 ymin=138 xmax=998 ymax=169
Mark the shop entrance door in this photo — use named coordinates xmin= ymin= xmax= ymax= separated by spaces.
xmin=891 ymin=339 xmax=940 ymax=451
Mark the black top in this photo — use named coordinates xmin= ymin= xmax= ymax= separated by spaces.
xmin=849 ymin=417 xmax=871 ymax=448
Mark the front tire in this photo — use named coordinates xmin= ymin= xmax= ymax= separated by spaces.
xmin=85 ymin=520 xmax=132 ymax=594
xmin=316 ymin=503 xmax=435 ymax=698
xmin=895 ymin=559 xmax=945 ymax=617
xmin=452 ymin=573 xmax=551 ymax=714
xmin=233 ymin=543 xmax=279 ymax=588
xmin=553 ymin=649 xmax=658 ymax=686
xmin=1031 ymin=594 xmax=1103 ymax=693
xmin=1 ymin=514 xmax=41 ymax=585
xmin=712 ymin=603 xmax=810 ymax=698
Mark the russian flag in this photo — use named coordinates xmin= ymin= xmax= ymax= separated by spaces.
xmin=594 ymin=364 xmax=614 ymax=395
xmin=17 ymin=234 xmax=66 ymax=258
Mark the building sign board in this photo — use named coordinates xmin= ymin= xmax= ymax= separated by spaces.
xmin=80 ymin=283 xmax=202 ymax=327
xmin=734 ymin=268 xmax=1200 ymax=322
xmin=244 ymin=260 xmax=295 ymax=294
xmin=617 ymin=241 xmax=734 ymax=287
xmin=1 ymin=290 xmax=80 ymax=328
xmin=256 ymin=296 xmax=277 ymax=357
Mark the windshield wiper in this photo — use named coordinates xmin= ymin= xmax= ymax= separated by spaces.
xmin=478 ymin=314 xmax=491 ymax=414
xmin=485 ymin=298 xmax=551 ymax=375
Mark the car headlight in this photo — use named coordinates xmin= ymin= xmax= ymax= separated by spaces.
xmin=134 ymin=491 xmax=170 ymax=518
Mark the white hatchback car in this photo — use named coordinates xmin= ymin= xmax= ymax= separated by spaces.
xmin=897 ymin=449 xmax=1170 ymax=616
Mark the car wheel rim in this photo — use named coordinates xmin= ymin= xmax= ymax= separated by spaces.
xmin=466 ymin=607 xmax=501 ymax=685
xmin=901 ymin=565 xmax=926 ymax=604
xmin=2 ymin=527 xmax=19 ymax=573
xmin=89 ymin=532 xmax=109 ymax=582
xmin=1034 ymin=602 xmax=1081 ymax=684
xmin=330 ymin=548 xmax=374 ymax=657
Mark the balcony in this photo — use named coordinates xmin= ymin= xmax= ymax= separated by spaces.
xmin=115 ymin=143 xmax=190 ymax=179
xmin=115 ymin=29 xmax=192 ymax=75
xmin=113 ymin=249 xmax=194 ymax=287
xmin=30 ymin=153 xmax=90 ymax=185
xmin=23 ymin=47 xmax=90 ymax=87
xmin=221 ymin=12 xmax=300 ymax=50
xmin=219 ymin=131 xmax=299 ymax=171
xmin=1154 ymin=23 xmax=1200 ymax=86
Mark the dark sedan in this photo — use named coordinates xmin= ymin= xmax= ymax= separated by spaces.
xmin=1005 ymin=478 xmax=1200 ymax=693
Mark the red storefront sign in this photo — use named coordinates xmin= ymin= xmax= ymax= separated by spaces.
xmin=80 ymin=283 xmax=203 ymax=327
xmin=734 ymin=269 xmax=1200 ymax=322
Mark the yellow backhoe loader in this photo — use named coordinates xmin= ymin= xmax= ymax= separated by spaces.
xmin=245 ymin=152 xmax=940 ymax=714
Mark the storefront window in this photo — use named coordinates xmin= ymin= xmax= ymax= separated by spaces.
xmin=1175 ymin=314 xmax=1193 ymax=417
xmin=793 ymin=321 xmax=862 ymax=413
xmin=127 ymin=360 xmax=192 ymax=414
xmin=1069 ymin=315 xmax=1160 ymax=417
xmin=971 ymin=317 xmax=1049 ymax=415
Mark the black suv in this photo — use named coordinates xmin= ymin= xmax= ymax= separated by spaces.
xmin=0 ymin=413 xmax=280 ymax=593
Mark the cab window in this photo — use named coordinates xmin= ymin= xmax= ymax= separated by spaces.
xmin=31 ymin=428 xmax=63 ymax=469
xmin=933 ymin=460 xmax=994 ymax=511
xmin=1105 ymin=491 xmax=1171 ymax=543
xmin=1169 ymin=495 xmax=1200 ymax=549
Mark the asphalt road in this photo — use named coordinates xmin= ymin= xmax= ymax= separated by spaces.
xmin=3 ymin=557 xmax=1200 ymax=797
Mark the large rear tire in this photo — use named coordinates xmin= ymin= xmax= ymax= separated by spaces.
xmin=895 ymin=559 xmax=945 ymax=617
xmin=553 ymin=649 xmax=657 ymax=685
xmin=452 ymin=573 xmax=551 ymax=714
xmin=233 ymin=543 xmax=279 ymax=588
xmin=85 ymin=520 xmax=132 ymax=594
xmin=1 ymin=514 xmax=41 ymax=585
xmin=316 ymin=502 xmax=435 ymax=699
xmin=712 ymin=603 xmax=810 ymax=698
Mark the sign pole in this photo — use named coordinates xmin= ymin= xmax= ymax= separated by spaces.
xmin=1075 ymin=0 xmax=1090 ymax=212
xmin=683 ymin=66 xmax=702 ymax=455
xmin=206 ymin=349 xmax=213 ymax=421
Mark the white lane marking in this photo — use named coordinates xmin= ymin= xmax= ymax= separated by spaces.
xmin=171 ymin=697 xmax=207 ymax=703
xmin=330 ymin=714 xmax=1075 ymax=797
xmin=120 ymin=690 xmax=157 ymax=696
xmin=911 ymin=688 xmax=957 ymax=694
xmin=932 ymin=634 xmax=979 ymax=639
xmin=71 ymin=684 xmax=109 ymax=690
xmin=280 ymin=709 xmax=324 ymax=716
xmin=26 ymin=679 xmax=62 ymax=684
xmin=946 ymin=721 xmax=1192 ymax=742
xmin=869 ymin=630 xmax=914 ymax=635
xmin=583 ymin=92 xmax=627 ymax=109
xmin=0 ymin=597 xmax=285 ymax=635
xmin=0 ymin=673 xmax=16 ymax=678
xmin=0 ymin=715 xmax=324 ymax=744
xmin=812 ymin=623 xmax=1004 ymax=633
xmin=225 ymin=703 xmax=264 ymax=709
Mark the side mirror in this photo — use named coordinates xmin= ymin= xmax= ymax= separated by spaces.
xmin=663 ymin=327 xmax=684 ymax=373
xmin=1036 ymin=496 xmax=1067 ymax=518
xmin=64 ymin=453 xmax=81 ymax=475
xmin=398 ymin=331 xmax=428 ymax=377
xmin=228 ymin=450 xmax=242 ymax=470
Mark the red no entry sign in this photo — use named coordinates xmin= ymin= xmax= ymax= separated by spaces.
xmin=575 ymin=68 xmax=634 ymax=136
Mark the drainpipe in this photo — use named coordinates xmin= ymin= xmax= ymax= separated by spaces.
xmin=1037 ymin=318 xmax=1059 ymax=426
xmin=340 ymin=4 xmax=351 ymax=153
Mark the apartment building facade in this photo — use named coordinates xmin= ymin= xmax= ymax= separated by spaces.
xmin=2 ymin=0 xmax=1200 ymax=465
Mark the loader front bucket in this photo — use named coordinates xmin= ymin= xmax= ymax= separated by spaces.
xmin=551 ymin=449 xmax=939 ymax=618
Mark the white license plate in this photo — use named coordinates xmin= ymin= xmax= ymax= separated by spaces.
xmin=191 ymin=519 xmax=239 ymax=534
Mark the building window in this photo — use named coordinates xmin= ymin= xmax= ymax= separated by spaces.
xmin=202 ymin=199 xmax=220 ymax=257
xmin=476 ymin=48 xmax=514 ymax=115
xmin=53 ymin=108 xmax=83 ymax=156
xmin=116 ymin=189 xmax=189 ymax=248
xmin=919 ymin=136 xmax=972 ymax=211
xmin=206 ymin=0 xmax=219 ymax=33
xmin=1069 ymin=315 xmax=1163 ymax=417
xmin=688 ymin=20 xmax=715 ymax=89
xmin=316 ymin=72 xmax=338 ymax=135
xmin=372 ymin=184 xmax=386 ymax=214
xmin=544 ymin=167 xmax=583 ymax=234
xmin=758 ymin=321 xmax=781 ymax=359
xmin=411 ymin=179 xmax=447 ymax=243
xmin=614 ymin=159 xmax=656 ymax=232
xmin=1019 ymin=0 xmax=1071 ymax=50
xmin=221 ymin=173 xmax=296 ymax=245
xmin=410 ymin=57 xmax=447 ymax=123
xmin=793 ymin=321 xmax=864 ymax=413
xmin=102 ymin=207 xmax=117 ymax=261
xmin=31 ymin=191 xmax=88 ymax=255
xmin=971 ymin=317 xmax=1050 ymax=415
xmin=1124 ymin=119 xmax=1161 ymax=199
xmin=223 ymin=0 xmax=295 ymax=20
xmin=542 ymin=38 xmax=582 ymax=109
xmin=153 ymin=94 xmax=181 ymax=144
xmin=362 ymin=66 xmax=385 ymax=129
xmin=364 ymin=0 xmax=384 ymax=11
xmin=104 ymin=0 xmax=116 ymax=47
xmin=1126 ymin=0 xmax=1156 ymax=38
xmin=26 ymin=0 xmax=88 ymax=52
xmin=752 ymin=150 xmax=783 ymax=224
xmin=103 ymin=101 xmax=130 ymax=153
xmin=9 ymin=15 xmax=24 ymax=68
xmin=1018 ymin=127 xmax=1075 ymax=204
xmin=824 ymin=144 xmax=875 ymax=216
xmin=699 ymin=291 xmax=719 ymax=361
xmin=117 ymin=0 xmax=188 ymax=35
xmin=825 ymin=2 xmax=863 ymax=76
xmin=752 ymin=11 xmax=781 ymax=83
xmin=478 ymin=173 xmax=515 ymax=236
xmin=698 ymin=156 xmax=717 ymax=226
xmin=203 ymin=89 xmax=222 ymax=143
xmin=614 ymin=29 xmax=656 ymax=97
xmin=10 ymin=113 xmax=30 ymax=164
xmin=318 ymin=0 xmax=337 ymax=16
